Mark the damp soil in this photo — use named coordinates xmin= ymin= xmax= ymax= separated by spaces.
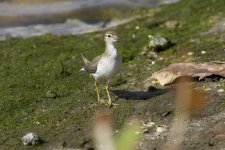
xmin=0 ymin=0 xmax=225 ymax=149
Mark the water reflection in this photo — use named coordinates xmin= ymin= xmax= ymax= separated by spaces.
xmin=0 ymin=0 xmax=179 ymax=40
xmin=0 ymin=0 xmax=178 ymax=16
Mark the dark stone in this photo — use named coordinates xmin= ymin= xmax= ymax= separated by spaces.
xmin=149 ymin=37 xmax=172 ymax=52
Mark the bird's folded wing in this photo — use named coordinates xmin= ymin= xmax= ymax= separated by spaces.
xmin=83 ymin=55 xmax=101 ymax=73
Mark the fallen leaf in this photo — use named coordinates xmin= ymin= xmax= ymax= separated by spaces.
xmin=152 ymin=62 xmax=225 ymax=86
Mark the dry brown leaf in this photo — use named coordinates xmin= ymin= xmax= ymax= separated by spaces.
xmin=152 ymin=62 xmax=225 ymax=86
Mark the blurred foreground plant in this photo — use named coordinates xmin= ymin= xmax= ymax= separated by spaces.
xmin=163 ymin=77 xmax=207 ymax=150
xmin=93 ymin=110 xmax=141 ymax=150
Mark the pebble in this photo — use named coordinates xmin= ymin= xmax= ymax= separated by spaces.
xmin=21 ymin=133 xmax=42 ymax=146
xmin=146 ymin=122 xmax=156 ymax=128
xmin=217 ymin=88 xmax=224 ymax=93
xmin=156 ymin=125 xmax=168 ymax=133
xmin=149 ymin=37 xmax=171 ymax=52
xmin=135 ymin=26 xmax=140 ymax=30
xmin=188 ymin=52 xmax=194 ymax=56
xmin=201 ymin=51 xmax=206 ymax=54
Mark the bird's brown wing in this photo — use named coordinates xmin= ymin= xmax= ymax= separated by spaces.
xmin=83 ymin=55 xmax=101 ymax=73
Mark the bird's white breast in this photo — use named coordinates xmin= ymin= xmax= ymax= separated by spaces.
xmin=92 ymin=55 xmax=121 ymax=80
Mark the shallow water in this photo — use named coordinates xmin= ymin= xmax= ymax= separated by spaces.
xmin=0 ymin=0 xmax=178 ymax=16
xmin=0 ymin=0 xmax=179 ymax=40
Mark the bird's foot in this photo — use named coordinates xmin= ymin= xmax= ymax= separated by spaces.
xmin=99 ymin=99 xmax=107 ymax=103
xmin=99 ymin=99 xmax=119 ymax=107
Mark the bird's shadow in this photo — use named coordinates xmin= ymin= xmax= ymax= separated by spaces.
xmin=112 ymin=86 xmax=170 ymax=101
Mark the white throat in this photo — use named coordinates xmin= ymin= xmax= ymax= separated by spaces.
xmin=105 ymin=42 xmax=117 ymax=56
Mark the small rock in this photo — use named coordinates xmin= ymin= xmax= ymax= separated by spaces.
xmin=156 ymin=125 xmax=168 ymax=133
xmin=165 ymin=20 xmax=180 ymax=29
xmin=146 ymin=122 xmax=156 ymax=128
xmin=149 ymin=37 xmax=172 ymax=52
xmin=201 ymin=51 xmax=206 ymax=54
xmin=187 ymin=52 xmax=194 ymax=56
xmin=21 ymin=133 xmax=42 ymax=146
xmin=217 ymin=88 xmax=224 ymax=93
xmin=135 ymin=26 xmax=140 ymax=30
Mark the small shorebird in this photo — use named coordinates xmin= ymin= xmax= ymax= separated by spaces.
xmin=80 ymin=31 xmax=122 ymax=106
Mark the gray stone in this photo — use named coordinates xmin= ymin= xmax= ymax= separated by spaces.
xmin=21 ymin=133 xmax=41 ymax=146
xmin=149 ymin=37 xmax=171 ymax=52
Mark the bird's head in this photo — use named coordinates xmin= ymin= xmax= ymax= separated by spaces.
xmin=104 ymin=31 xmax=118 ymax=44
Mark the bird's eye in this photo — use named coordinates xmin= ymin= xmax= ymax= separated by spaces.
xmin=107 ymin=35 xmax=111 ymax=38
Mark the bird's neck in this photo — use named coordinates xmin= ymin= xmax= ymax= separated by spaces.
xmin=105 ymin=42 xmax=117 ymax=56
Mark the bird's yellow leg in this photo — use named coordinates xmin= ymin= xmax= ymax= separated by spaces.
xmin=105 ymin=85 xmax=112 ymax=106
xmin=95 ymin=81 xmax=100 ymax=102
xmin=100 ymin=85 xmax=119 ymax=107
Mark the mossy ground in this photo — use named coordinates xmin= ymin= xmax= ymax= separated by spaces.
xmin=1 ymin=0 xmax=225 ymax=149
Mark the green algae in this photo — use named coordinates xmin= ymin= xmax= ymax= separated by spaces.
xmin=1 ymin=0 xmax=225 ymax=149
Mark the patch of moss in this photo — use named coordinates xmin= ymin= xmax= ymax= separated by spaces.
xmin=1 ymin=0 xmax=225 ymax=149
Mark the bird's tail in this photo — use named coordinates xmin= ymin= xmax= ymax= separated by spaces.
xmin=80 ymin=53 xmax=90 ymax=65
xmin=80 ymin=53 xmax=90 ymax=72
